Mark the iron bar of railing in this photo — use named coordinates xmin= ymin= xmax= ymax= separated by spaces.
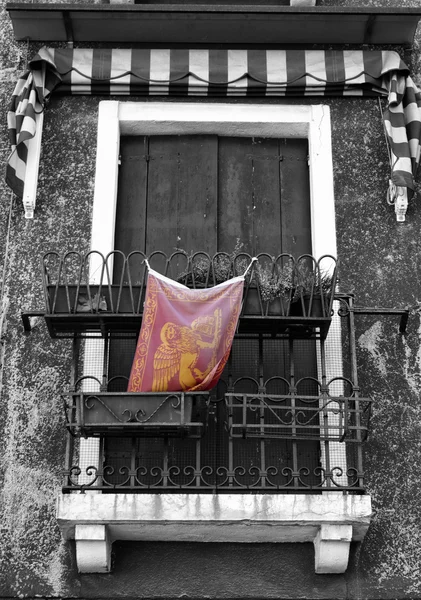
xmin=21 ymin=311 xmax=45 ymax=333
xmin=352 ymin=305 xmax=410 ymax=334
xmin=223 ymin=394 xmax=371 ymax=440
xmin=318 ymin=332 xmax=331 ymax=488
xmin=130 ymin=437 xmax=136 ymax=489
xmin=41 ymin=251 xmax=337 ymax=314
xmin=348 ymin=296 xmax=365 ymax=489
xmin=63 ymin=430 xmax=74 ymax=489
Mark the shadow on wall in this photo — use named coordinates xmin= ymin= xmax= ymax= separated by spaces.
xmin=78 ymin=541 xmax=348 ymax=599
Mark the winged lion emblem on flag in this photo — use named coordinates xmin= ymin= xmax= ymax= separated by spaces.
xmin=152 ymin=308 xmax=222 ymax=391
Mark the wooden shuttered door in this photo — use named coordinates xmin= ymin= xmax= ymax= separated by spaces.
xmin=115 ymin=134 xmax=312 ymax=258
xmin=106 ymin=134 xmax=320 ymax=491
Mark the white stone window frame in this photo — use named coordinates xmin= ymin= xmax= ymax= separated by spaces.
xmin=56 ymin=100 xmax=372 ymax=574
xmin=91 ymin=101 xmax=336 ymax=264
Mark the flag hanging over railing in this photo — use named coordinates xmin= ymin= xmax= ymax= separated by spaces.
xmin=5 ymin=47 xmax=421 ymax=215
xmin=128 ymin=269 xmax=244 ymax=393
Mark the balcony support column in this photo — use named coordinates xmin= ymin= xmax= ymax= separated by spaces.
xmin=313 ymin=524 xmax=353 ymax=574
xmin=75 ymin=524 xmax=111 ymax=573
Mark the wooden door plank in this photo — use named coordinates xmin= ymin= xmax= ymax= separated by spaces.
xmin=218 ymin=137 xmax=253 ymax=254
xmin=218 ymin=137 xmax=283 ymax=256
xmin=146 ymin=135 xmax=218 ymax=256
xmin=114 ymin=136 xmax=148 ymax=256
xmin=280 ymin=138 xmax=312 ymax=257
xmin=248 ymin=137 xmax=283 ymax=256
xmin=144 ymin=135 xmax=179 ymax=256
xmin=178 ymin=135 xmax=219 ymax=255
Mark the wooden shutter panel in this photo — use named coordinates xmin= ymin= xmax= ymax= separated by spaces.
xmin=116 ymin=135 xmax=311 ymax=257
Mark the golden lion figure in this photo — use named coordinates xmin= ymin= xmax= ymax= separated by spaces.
xmin=152 ymin=308 xmax=222 ymax=391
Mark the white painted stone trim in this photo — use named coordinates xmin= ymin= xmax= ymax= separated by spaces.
xmin=314 ymin=524 xmax=353 ymax=574
xmin=75 ymin=524 xmax=111 ymax=573
xmin=92 ymin=101 xmax=337 ymax=261
xmin=22 ymin=110 xmax=44 ymax=219
xmin=86 ymin=99 xmax=340 ymax=480
xmin=91 ymin=101 xmax=120 ymax=279
xmin=59 ymin=493 xmax=372 ymax=540
xmin=58 ymin=493 xmax=371 ymax=573
xmin=78 ymin=102 xmax=121 ymax=491
xmin=308 ymin=104 xmax=337 ymax=261
xmin=291 ymin=0 xmax=317 ymax=6
xmin=91 ymin=100 xmax=342 ymax=483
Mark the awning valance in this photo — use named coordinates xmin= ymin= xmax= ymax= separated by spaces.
xmin=6 ymin=47 xmax=421 ymax=219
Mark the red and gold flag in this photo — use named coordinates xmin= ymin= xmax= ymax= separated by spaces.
xmin=128 ymin=269 xmax=244 ymax=392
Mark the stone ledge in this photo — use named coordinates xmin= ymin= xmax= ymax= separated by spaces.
xmin=57 ymin=492 xmax=371 ymax=573
xmin=57 ymin=492 xmax=372 ymax=542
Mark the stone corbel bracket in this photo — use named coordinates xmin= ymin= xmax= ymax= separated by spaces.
xmin=58 ymin=492 xmax=372 ymax=574
xmin=290 ymin=0 xmax=317 ymax=5
xmin=314 ymin=524 xmax=353 ymax=574
xmin=75 ymin=524 xmax=111 ymax=573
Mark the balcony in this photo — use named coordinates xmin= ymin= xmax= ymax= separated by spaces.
xmin=37 ymin=250 xmax=337 ymax=338
xmin=24 ymin=246 xmax=373 ymax=494
xmin=24 ymin=248 xmax=378 ymax=573
xmin=60 ymin=280 xmax=370 ymax=495
xmin=57 ymin=300 xmax=373 ymax=574
xmin=63 ymin=383 xmax=371 ymax=493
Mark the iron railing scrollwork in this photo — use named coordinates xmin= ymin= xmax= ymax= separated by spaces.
xmin=64 ymin=375 xmax=209 ymax=438
xmin=62 ymin=369 xmax=371 ymax=493
xmin=40 ymin=250 xmax=338 ymax=337
xmin=224 ymin=392 xmax=371 ymax=442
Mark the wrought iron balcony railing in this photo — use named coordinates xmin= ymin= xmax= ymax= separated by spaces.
xmin=30 ymin=251 xmax=408 ymax=497
xmin=224 ymin=391 xmax=371 ymax=442
xmin=62 ymin=368 xmax=371 ymax=493
xmin=64 ymin=376 xmax=371 ymax=443
xmin=17 ymin=249 xmax=410 ymax=497
xmin=65 ymin=376 xmax=208 ymax=438
xmin=35 ymin=250 xmax=338 ymax=338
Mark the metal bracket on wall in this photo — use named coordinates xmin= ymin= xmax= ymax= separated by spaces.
xmin=351 ymin=305 xmax=409 ymax=335
xmin=21 ymin=311 xmax=45 ymax=334
xmin=62 ymin=10 xmax=74 ymax=48
xmin=387 ymin=181 xmax=408 ymax=223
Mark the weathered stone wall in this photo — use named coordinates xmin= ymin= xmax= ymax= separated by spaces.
xmin=318 ymin=2 xmax=421 ymax=597
xmin=1 ymin=0 xmax=421 ymax=597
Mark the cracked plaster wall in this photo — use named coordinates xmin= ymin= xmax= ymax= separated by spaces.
xmin=1 ymin=0 xmax=421 ymax=597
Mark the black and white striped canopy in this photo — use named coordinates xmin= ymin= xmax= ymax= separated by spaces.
xmin=6 ymin=47 xmax=421 ymax=207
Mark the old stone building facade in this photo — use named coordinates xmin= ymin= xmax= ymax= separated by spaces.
xmin=1 ymin=0 xmax=421 ymax=598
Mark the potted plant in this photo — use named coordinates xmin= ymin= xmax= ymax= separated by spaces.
xmin=291 ymin=257 xmax=336 ymax=318
xmin=177 ymin=250 xmax=298 ymax=318
xmin=242 ymin=257 xmax=295 ymax=317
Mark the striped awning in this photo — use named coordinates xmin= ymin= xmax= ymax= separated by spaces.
xmin=6 ymin=47 xmax=421 ymax=210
